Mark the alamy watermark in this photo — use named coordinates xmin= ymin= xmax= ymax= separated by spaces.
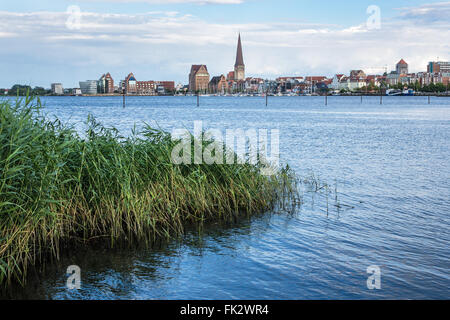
xmin=366 ymin=265 xmax=381 ymax=290
xmin=171 ymin=121 xmax=280 ymax=176
xmin=66 ymin=5 xmax=82 ymax=30
xmin=66 ymin=265 xmax=81 ymax=290
xmin=366 ymin=5 xmax=381 ymax=30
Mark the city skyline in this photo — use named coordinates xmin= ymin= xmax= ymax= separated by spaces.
xmin=0 ymin=0 xmax=449 ymax=88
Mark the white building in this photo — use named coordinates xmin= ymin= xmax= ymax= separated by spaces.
xmin=331 ymin=74 xmax=366 ymax=91
xmin=386 ymin=72 xmax=399 ymax=86
xmin=331 ymin=74 xmax=346 ymax=90
xmin=79 ymin=80 xmax=98 ymax=95
xmin=347 ymin=78 xmax=367 ymax=91
xmin=51 ymin=83 xmax=64 ymax=95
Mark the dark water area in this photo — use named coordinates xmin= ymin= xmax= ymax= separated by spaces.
xmin=1 ymin=96 xmax=449 ymax=299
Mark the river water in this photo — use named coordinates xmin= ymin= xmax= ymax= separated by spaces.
xmin=2 ymin=96 xmax=449 ymax=299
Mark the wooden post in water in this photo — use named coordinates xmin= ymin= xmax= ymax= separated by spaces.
xmin=266 ymin=90 xmax=268 ymax=106
xmin=428 ymin=94 xmax=430 ymax=104
xmin=380 ymin=88 xmax=383 ymax=105
xmin=122 ymin=88 xmax=126 ymax=108
xmin=325 ymin=92 xmax=328 ymax=106
xmin=197 ymin=93 xmax=199 ymax=107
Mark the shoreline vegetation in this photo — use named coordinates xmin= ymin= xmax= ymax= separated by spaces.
xmin=0 ymin=96 xmax=299 ymax=289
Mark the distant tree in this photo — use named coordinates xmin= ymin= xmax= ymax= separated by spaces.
xmin=422 ymin=83 xmax=436 ymax=93
xmin=435 ymin=83 xmax=446 ymax=92
xmin=6 ymin=85 xmax=52 ymax=96
xmin=32 ymin=86 xmax=49 ymax=96
xmin=9 ymin=84 xmax=32 ymax=96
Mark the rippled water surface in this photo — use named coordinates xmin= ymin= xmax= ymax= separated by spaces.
xmin=2 ymin=96 xmax=449 ymax=299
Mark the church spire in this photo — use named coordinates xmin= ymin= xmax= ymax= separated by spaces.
xmin=235 ymin=33 xmax=244 ymax=68
xmin=234 ymin=33 xmax=245 ymax=81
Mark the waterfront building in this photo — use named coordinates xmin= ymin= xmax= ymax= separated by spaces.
xmin=51 ymin=83 xmax=64 ymax=95
xmin=323 ymin=78 xmax=333 ymax=86
xmin=315 ymin=81 xmax=329 ymax=92
xmin=119 ymin=81 xmax=125 ymax=92
xmin=98 ymin=73 xmax=114 ymax=94
xmin=227 ymin=79 xmax=237 ymax=93
xmin=263 ymin=80 xmax=278 ymax=94
xmin=209 ymin=75 xmax=228 ymax=94
xmin=443 ymin=75 xmax=450 ymax=85
xmin=347 ymin=77 xmax=367 ymax=91
xmin=79 ymin=80 xmax=98 ymax=95
xmin=276 ymin=77 xmax=304 ymax=93
xmin=386 ymin=71 xmax=400 ymax=86
xmin=125 ymin=73 xmax=137 ymax=94
xmin=396 ymin=59 xmax=409 ymax=75
xmin=385 ymin=59 xmax=409 ymax=86
xmin=136 ymin=80 xmax=155 ymax=95
xmin=236 ymin=79 xmax=246 ymax=92
xmin=330 ymin=74 xmax=346 ymax=90
xmin=330 ymin=72 xmax=371 ymax=91
xmin=428 ymin=72 xmax=445 ymax=85
xmin=350 ymin=70 xmax=366 ymax=78
xmin=365 ymin=75 xmax=383 ymax=88
xmin=156 ymin=81 xmax=175 ymax=93
xmin=189 ymin=65 xmax=210 ymax=93
xmin=427 ymin=61 xmax=450 ymax=73
xmin=122 ymin=73 xmax=174 ymax=95
xmin=377 ymin=75 xmax=387 ymax=85
xmin=156 ymin=84 xmax=165 ymax=95
xmin=348 ymin=70 xmax=367 ymax=90
xmin=244 ymin=77 xmax=265 ymax=94
xmin=305 ymin=76 xmax=327 ymax=83
xmin=234 ymin=34 xmax=245 ymax=81
xmin=339 ymin=77 xmax=365 ymax=91
xmin=304 ymin=76 xmax=327 ymax=93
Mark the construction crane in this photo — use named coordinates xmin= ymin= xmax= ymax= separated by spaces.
xmin=364 ymin=65 xmax=388 ymax=75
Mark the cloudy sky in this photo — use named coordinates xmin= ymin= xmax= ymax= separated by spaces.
xmin=0 ymin=0 xmax=449 ymax=88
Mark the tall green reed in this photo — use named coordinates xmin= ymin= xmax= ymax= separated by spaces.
xmin=0 ymin=97 xmax=298 ymax=287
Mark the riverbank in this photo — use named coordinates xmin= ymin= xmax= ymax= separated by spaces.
xmin=0 ymin=97 xmax=298 ymax=288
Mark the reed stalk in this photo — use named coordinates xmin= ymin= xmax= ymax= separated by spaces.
xmin=0 ymin=97 xmax=298 ymax=287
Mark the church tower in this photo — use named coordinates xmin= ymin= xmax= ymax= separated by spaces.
xmin=234 ymin=33 xmax=245 ymax=81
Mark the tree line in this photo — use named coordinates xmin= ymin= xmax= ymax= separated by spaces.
xmin=388 ymin=82 xmax=449 ymax=93
xmin=0 ymin=85 xmax=52 ymax=96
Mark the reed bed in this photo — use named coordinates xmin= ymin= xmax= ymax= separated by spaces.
xmin=0 ymin=97 xmax=298 ymax=287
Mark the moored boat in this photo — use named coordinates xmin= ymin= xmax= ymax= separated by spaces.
xmin=386 ymin=89 xmax=402 ymax=96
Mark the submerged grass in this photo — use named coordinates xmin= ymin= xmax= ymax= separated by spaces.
xmin=0 ymin=96 xmax=298 ymax=287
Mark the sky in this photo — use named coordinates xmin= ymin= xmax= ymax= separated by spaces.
xmin=0 ymin=0 xmax=449 ymax=88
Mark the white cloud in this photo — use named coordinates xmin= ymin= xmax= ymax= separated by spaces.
xmin=397 ymin=1 xmax=450 ymax=23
